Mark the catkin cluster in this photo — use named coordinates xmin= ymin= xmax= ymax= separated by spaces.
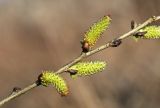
xmin=39 ymin=15 xmax=160 ymax=97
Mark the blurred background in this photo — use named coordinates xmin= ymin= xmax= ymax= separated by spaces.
xmin=0 ymin=0 xmax=160 ymax=108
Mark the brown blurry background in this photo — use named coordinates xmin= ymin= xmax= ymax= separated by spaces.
xmin=0 ymin=0 xmax=160 ymax=108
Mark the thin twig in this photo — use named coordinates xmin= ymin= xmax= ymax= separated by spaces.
xmin=0 ymin=16 xmax=159 ymax=107
xmin=55 ymin=53 xmax=86 ymax=74
xmin=0 ymin=83 xmax=38 ymax=107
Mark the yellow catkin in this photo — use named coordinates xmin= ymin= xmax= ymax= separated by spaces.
xmin=84 ymin=16 xmax=111 ymax=47
xmin=142 ymin=26 xmax=160 ymax=39
xmin=134 ymin=26 xmax=160 ymax=40
xmin=40 ymin=71 xmax=69 ymax=96
xmin=68 ymin=61 xmax=107 ymax=78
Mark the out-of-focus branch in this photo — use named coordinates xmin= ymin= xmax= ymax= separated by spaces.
xmin=0 ymin=15 xmax=160 ymax=107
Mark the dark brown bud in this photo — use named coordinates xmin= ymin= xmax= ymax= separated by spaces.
xmin=133 ymin=31 xmax=147 ymax=38
xmin=81 ymin=41 xmax=90 ymax=53
xmin=131 ymin=20 xmax=135 ymax=29
xmin=13 ymin=87 xmax=21 ymax=92
xmin=131 ymin=20 xmax=137 ymax=29
xmin=109 ymin=39 xmax=122 ymax=47
xmin=66 ymin=69 xmax=77 ymax=75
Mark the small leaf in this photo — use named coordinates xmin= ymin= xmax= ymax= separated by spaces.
xmin=39 ymin=71 xmax=69 ymax=96
xmin=83 ymin=16 xmax=111 ymax=47
xmin=68 ymin=61 xmax=107 ymax=78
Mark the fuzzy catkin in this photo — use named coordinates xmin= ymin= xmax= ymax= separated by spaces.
xmin=84 ymin=16 xmax=111 ymax=47
xmin=68 ymin=61 xmax=106 ymax=78
xmin=40 ymin=71 xmax=69 ymax=96
xmin=134 ymin=26 xmax=160 ymax=39
xmin=142 ymin=26 xmax=160 ymax=39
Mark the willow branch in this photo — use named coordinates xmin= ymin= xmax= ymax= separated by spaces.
xmin=0 ymin=83 xmax=38 ymax=107
xmin=0 ymin=15 xmax=159 ymax=107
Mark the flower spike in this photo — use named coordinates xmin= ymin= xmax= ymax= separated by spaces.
xmin=82 ymin=16 xmax=111 ymax=51
xmin=39 ymin=71 xmax=69 ymax=96
xmin=133 ymin=26 xmax=160 ymax=39
xmin=68 ymin=61 xmax=107 ymax=78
